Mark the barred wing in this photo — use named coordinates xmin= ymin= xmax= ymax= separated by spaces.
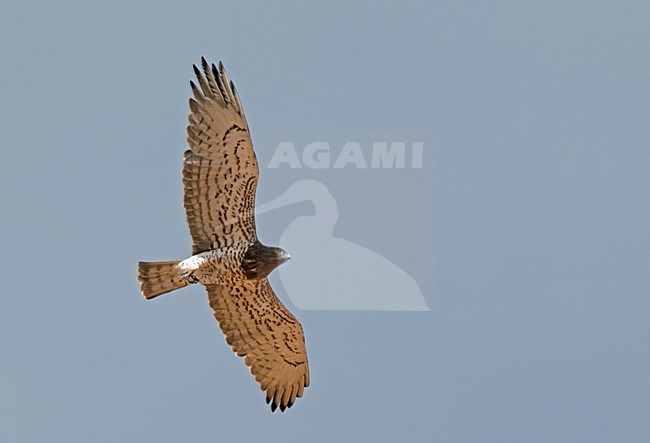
xmin=183 ymin=58 xmax=258 ymax=254
xmin=206 ymin=279 xmax=310 ymax=412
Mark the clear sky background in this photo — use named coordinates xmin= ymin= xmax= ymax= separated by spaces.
xmin=1 ymin=1 xmax=649 ymax=442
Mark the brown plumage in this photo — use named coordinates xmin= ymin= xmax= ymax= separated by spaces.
xmin=137 ymin=58 xmax=309 ymax=412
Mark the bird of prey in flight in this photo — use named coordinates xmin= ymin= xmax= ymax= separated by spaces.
xmin=137 ymin=58 xmax=309 ymax=412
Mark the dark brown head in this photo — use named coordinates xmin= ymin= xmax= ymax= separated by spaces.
xmin=242 ymin=241 xmax=291 ymax=279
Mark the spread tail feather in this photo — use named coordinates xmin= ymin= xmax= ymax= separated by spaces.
xmin=137 ymin=260 xmax=189 ymax=300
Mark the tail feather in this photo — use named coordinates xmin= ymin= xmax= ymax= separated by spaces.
xmin=137 ymin=260 xmax=188 ymax=300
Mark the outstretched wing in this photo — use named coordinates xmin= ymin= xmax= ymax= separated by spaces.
xmin=182 ymin=58 xmax=258 ymax=255
xmin=206 ymin=279 xmax=310 ymax=412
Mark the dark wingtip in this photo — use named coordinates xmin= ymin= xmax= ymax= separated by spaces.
xmin=201 ymin=56 xmax=210 ymax=73
xmin=271 ymin=403 xmax=278 ymax=412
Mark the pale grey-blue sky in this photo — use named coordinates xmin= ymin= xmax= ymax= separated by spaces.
xmin=1 ymin=1 xmax=649 ymax=442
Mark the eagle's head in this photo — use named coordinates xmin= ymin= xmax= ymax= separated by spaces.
xmin=242 ymin=242 xmax=291 ymax=279
xmin=273 ymin=247 xmax=291 ymax=263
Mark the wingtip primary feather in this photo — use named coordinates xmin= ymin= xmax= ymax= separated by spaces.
xmin=272 ymin=387 xmax=284 ymax=412
xmin=201 ymin=57 xmax=223 ymax=100
xmin=218 ymin=61 xmax=236 ymax=104
xmin=189 ymin=80 xmax=203 ymax=101
xmin=192 ymin=63 xmax=214 ymax=99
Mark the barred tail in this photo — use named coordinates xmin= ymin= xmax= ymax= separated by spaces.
xmin=137 ymin=260 xmax=188 ymax=300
